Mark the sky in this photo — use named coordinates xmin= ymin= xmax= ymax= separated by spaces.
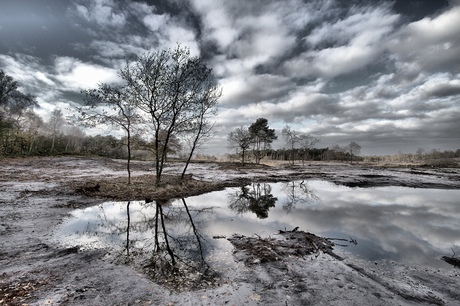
xmin=0 ymin=0 xmax=459 ymax=156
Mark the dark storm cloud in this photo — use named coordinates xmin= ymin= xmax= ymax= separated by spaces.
xmin=427 ymin=83 xmax=460 ymax=97
xmin=0 ymin=0 xmax=459 ymax=155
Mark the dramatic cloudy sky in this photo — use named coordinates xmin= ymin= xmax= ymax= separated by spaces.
xmin=1 ymin=0 xmax=459 ymax=156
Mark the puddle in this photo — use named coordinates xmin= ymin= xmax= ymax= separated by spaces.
xmin=54 ymin=180 xmax=460 ymax=276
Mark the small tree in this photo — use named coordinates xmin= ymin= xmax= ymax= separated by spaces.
xmin=179 ymin=72 xmax=220 ymax=181
xmin=78 ymin=84 xmax=138 ymax=184
xmin=227 ymin=126 xmax=252 ymax=165
xmin=281 ymin=125 xmax=319 ymax=165
xmin=21 ymin=110 xmax=45 ymax=154
xmin=249 ymin=118 xmax=277 ymax=164
xmin=47 ymin=108 xmax=66 ymax=154
xmin=299 ymin=134 xmax=319 ymax=164
xmin=346 ymin=141 xmax=361 ymax=163
xmin=282 ymin=125 xmax=300 ymax=164
xmin=416 ymin=147 xmax=425 ymax=161
xmin=121 ymin=45 xmax=220 ymax=185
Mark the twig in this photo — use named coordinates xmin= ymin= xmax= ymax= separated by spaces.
xmin=349 ymin=236 xmax=358 ymax=245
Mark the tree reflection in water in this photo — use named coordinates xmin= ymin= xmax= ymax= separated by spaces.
xmin=282 ymin=180 xmax=320 ymax=213
xmin=228 ymin=183 xmax=277 ymax=219
xmin=228 ymin=181 xmax=319 ymax=218
xmin=96 ymin=198 xmax=219 ymax=290
xmin=126 ymin=201 xmax=131 ymax=259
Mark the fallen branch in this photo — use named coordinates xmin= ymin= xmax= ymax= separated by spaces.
xmin=228 ymin=228 xmax=343 ymax=264
xmin=442 ymin=247 xmax=460 ymax=267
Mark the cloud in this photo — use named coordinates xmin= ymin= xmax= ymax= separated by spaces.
xmin=388 ymin=5 xmax=460 ymax=72
xmin=285 ymin=3 xmax=399 ymax=79
xmin=0 ymin=54 xmax=53 ymax=88
xmin=143 ymin=13 xmax=168 ymax=32
xmin=75 ymin=0 xmax=126 ymax=28
xmin=219 ymin=74 xmax=292 ymax=107
xmin=191 ymin=0 xmax=303 ymax=71
xmin=72 ymin=0 xmax=201 ymax=59
xmin=0 ymin=53 xmax=120 ymax=115
xmin=53 ymin=56 xmax=120 ymax=91
xmin=418 ymin=73 xmax=460 ymax=98
xmin=190 ymin=0 xmax=238 ymax=50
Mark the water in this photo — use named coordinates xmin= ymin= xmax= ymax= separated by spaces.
xmin=53 ymin=180 xmax=460 ymax=270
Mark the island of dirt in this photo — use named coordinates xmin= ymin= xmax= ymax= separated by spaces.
xmin=1 ymin=156 xmax=460 ymax=305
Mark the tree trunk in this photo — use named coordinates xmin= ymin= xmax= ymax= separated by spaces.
xmin=126 ymin=128 xmax=131 ymax=185
xmin=181 ymin=122 xmax=203 ymax=181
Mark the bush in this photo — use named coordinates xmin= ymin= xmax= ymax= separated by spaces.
xmin=423 ymin=158 xmax=459 ymax=168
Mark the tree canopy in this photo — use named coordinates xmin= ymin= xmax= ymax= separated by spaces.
xmin=248 ymin=118 xmax=277 ymax=164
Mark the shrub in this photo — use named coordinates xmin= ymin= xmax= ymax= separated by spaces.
xmin=423 ymin=158 xmax=459 ymax=168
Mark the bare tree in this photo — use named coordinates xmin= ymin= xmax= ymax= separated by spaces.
xmin=47 ymin=108 xmax=65 ymax=154
xmin=21 ymin=110 xmax=45 ymax=154
xmin=227 ymin=126 xmax=252 ymax=165
xmin=78 ymin=84 xmax=138 ymax=184
xmin=416 ymin=147 xmax=425 ymax=161
xmin=346 ymin=141 xmax=361 ymax=163
xmin=179 ymin=72 xmax=220 ymax=181
xmin=282 ymin=125 xmax=319 ymax=164
xmin=299 ymin=134 xmax=319 ymax=164
xmin=282 ymin=125 xmax=300 ymax=164
xmin=120 ymin=45 xmax=220 ymax=185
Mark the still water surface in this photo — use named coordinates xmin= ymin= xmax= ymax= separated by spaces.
xmin=54 ymin=180 xmax=460 ymax=269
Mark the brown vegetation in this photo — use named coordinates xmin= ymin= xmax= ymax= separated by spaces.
xmin=70 ymin=174 xmax=234 ymax=201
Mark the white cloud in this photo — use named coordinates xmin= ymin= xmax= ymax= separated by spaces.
xmin=192 ymin=0 xmax=300 ymax=73
xmin=190 ymin=0 xmax=238 ymax=50
xmin=286 ymin=4 xmax=399 ymax=79
xmin=0 ymin=54 xmax=56 ymax=93
xmin=219 ymin=74 xmax=291 ymax=106
xmin=53 ymin=57 xmax=120 ymax=90
xmin=161 ymin=24 xmax=199 ymax=56
xmin=143 ymin=14 xmax=168 ymax=32
xmin=388 ymin=5 xmax=460 ymax=72
xmin=75 ymin=0 xmax=126 ymax=28
xmin=307 ymin=5 xmax=398 ymax=46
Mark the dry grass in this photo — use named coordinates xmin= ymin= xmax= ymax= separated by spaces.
xmin=68 ymin=174 xmax=232 ymax=201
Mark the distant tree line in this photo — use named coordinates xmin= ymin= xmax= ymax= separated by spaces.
xmin=226 ymin=146 xmax=364 ymax=163
xmin=0 ymin=102 xmax=182 ymax=159
xmin=365 ymin=148 xmax=460 ymax=166
xmin=227 ymin=121 xmax=363 ymax=164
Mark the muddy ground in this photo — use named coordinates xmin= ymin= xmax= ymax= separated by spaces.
xmin=1 ymin=156 xmax=460 ymax=305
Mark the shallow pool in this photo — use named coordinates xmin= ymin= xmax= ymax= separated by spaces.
xmin=53 ymin=180 xmax=460 ymax=269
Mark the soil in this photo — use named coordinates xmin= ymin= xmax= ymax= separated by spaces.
xmin=1 ymin=156 xmax=460 ymax=305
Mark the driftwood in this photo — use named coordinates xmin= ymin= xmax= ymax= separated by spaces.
xmin=442 ymin=247 xmax=460 ymax=268
xmin=442 ymin=256 xmax=460 ymax=267
xmin=227 ymin=228 xmax=343 ymax=265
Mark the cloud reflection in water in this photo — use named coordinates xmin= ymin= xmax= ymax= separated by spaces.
xmin=54 ymin=181 xmax=460 ymax=269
